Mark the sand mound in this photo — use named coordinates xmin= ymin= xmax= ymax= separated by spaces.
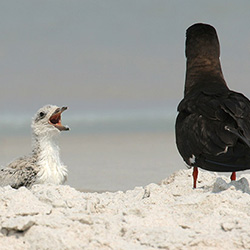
xmin=1 ymin=169 xmax=250 ymax=249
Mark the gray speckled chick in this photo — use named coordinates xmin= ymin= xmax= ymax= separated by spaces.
xmin=0 ymin=105 xmax=69 ymax=188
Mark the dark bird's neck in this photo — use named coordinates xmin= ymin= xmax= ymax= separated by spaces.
xmin=184 ymin=23 xmax=228 ymax=96
xmin=185 ymin=56 xmax=227 ymax=96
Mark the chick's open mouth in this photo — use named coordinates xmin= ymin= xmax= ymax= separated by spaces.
xmin=49 ymin=107 xmax=69 ymax=131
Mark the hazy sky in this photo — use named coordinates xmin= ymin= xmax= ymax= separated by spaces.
xmin=1 ymin=1 xmax=250 ymax=114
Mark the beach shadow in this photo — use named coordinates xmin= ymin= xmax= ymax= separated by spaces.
xmin=212 ymin=177 xmax=250 ymax=194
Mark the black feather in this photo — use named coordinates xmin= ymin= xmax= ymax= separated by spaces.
xmin=176 ymin=23 xmax=250 ymax=173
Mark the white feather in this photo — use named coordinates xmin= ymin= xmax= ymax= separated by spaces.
xmin=189 ymin=154 xmax=196 ymax=165
xmin=35 ymin=135 xmax=67 ymax=184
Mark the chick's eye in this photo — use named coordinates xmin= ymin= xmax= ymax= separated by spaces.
xmin=39 ymin=112 xmax=45 ymax=118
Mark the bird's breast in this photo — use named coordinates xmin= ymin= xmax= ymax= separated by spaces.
xmin=35 ymin=140 xmax=67 ymax=185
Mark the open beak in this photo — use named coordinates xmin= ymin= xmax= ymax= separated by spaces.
xmin=49 ymin=107 xmax=70 ymax=131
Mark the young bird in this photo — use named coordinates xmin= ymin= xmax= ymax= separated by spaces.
xmin=0 ymin=105 xmax=69 ymax=188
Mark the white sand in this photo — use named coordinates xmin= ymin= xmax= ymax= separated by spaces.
xmin=1 ymin=169 xmax=250 ymax=249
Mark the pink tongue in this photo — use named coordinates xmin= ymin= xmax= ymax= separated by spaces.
xmin=50 ymin=113 xmax=61 ymax=124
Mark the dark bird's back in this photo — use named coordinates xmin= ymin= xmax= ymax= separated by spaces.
xmin=175 ymin=23 xmax=250 ymax=188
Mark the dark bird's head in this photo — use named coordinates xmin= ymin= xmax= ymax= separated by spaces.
xmin=185 ymin=23 xmax=220 ymax=60
xmin=184 ymin=23 xmax=227 ymax=96
xmin=32 ymin=105 xmax=70 ymax=137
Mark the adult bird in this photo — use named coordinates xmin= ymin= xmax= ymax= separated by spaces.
xmin=0 ymin=105 xmax=69 ymax=188
xmin=175 ymin=23 xmax=250 ymax=188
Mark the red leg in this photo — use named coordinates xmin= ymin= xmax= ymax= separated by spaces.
xmin=193 ymin=167 xmax=198 ymax=188
xmin=230 ymin=172 xmax=236 ymax=181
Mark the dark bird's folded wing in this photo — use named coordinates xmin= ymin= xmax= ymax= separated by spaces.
xmin=176 ymin=89 xmax=250 ymax=172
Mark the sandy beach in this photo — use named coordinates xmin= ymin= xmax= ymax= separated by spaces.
xmin=1 ymin=132 xmax=250 ymax=249
xmin=1 ymin=169 xmax=250 ymax=249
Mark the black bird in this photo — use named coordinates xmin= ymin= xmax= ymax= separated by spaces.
xmin=175 ymin=23 xmax=250 ymax=188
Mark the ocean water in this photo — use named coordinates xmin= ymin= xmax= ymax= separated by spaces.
xmin=0 ymin=106 xmax=184 ymax=191
xmin=1 ymin=106 xmax=247 ymax=191
xmin=0 ymin=106 xmax=176 ymax=135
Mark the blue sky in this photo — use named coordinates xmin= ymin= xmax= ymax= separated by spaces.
xmin=1 ymin=1 xmax=250 ymax=114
